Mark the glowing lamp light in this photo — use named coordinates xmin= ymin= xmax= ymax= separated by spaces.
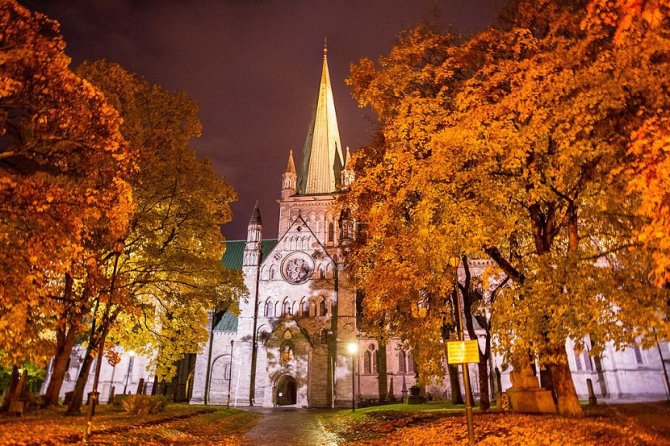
xmin=347 ymin=342 xmax=358 ymax=354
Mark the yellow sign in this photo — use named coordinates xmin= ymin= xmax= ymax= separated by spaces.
xmin=447 ymin=340 xmax=480 ymax=364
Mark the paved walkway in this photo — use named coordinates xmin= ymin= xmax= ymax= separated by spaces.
xmin=242 ymin=407 xmax=340 ymax=446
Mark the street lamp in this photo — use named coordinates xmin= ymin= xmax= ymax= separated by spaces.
xmin=227 ymin=340 xmax=234 ymax=408
xmin=123 ymin=350 xmax=136 ymax=395
xmin=347 ymin=341 xmax=358 ymax=412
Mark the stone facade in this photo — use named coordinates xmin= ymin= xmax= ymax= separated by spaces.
xmin=41 ymin=46 xmax=670 ymax=408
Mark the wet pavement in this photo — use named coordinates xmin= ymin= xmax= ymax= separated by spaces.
xmin=242 ymin=407 xmax=341 ymax=446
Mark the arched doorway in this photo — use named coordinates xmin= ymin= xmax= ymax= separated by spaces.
xmin=274 ymin=375 xmax=297 ymax=406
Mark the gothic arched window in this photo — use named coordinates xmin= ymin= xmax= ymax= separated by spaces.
xmin=264 ymin=300 xmax=273 ymax=318
xmin=364 ymin=351 xmax=372 ymax=374
xmin=327 ymin=222 xmax=334 ymax=243
xmin=398 ymin=351 xmax=406 ymax=374
xmin=319 ymin=299 xmax=327 ymax=316
xmin=283 ymin=300 xmax=292 ymax=316
xmin=407 ymin=352 xmax=414 ymax=373
xmin=301 ymin=300 xmax=309 ymax=317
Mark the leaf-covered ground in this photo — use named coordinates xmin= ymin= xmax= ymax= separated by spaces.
xmin=322 ymin=402 xmax=670 ymax=446
xmin=0 ymin=404 xmax=259 ymax=445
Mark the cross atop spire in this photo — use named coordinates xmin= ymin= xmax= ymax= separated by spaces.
xmin=298 ymin=43 xmax=344 ymax=194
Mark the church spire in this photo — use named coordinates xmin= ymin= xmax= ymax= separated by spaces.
xmin=244 ymin=201 xmax=262 ymax=266
xmin=341 ymin=146 xmax=354 ymax=188
xmin=249 ymin=200 xmax=262 ymax=226
xmin=281 ymin=149 xmax=297 ymax=199
xmin=298 ymin=42 xmax=344 ymax=194
xmin=285 ymin=149 xmax=296 ymax=174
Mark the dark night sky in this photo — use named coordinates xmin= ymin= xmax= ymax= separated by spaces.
xmin=23 ymin=0 xmax=505 ymax=240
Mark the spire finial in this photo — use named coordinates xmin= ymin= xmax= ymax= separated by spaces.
xmin=285 ymin=149 xmax=296 ymax=174
xmin=323 ymin=37 xmax=327 ymax=59
xmin=249 ymin=200 xmax=262 ymax=226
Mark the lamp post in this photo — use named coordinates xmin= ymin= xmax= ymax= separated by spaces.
xmin=227 ymin=340 xmax=234 ymax=408
xmin=123 ymin=350 xmax=136 ymax=395
xmin=347 ymin=341 xmax=358 ymax=412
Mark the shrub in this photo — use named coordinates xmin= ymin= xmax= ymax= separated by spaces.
xmin=121 ymin=394 xmax=167 ymax=415
xmin=112 ymin=394 xmax=129 ymax=407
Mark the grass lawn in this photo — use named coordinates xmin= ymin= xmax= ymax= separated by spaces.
xmin=0 ymin=403 xmax=259 ymax=445
xmin=320 ymin=400 xmax=670 ymax=445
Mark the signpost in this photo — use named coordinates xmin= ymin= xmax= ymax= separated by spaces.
xmin=447 ymin=340 xmax=480 ymax=364
xmin=448 ymin=257 xmax=479 ymax=446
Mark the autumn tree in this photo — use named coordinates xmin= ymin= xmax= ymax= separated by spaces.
xmin=345 ymin=0 xmax=669 ymax=417
xmin=63 ymin=60 xmax=242 ymax=414
xmin=0 ymin=0 xmax=133 ymax=406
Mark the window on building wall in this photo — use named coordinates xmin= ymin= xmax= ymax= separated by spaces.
xmin=583 ymin=350 xmax=593 ymax=372
xmin=364 ymin=351 xmax=372 ymax=374
xmin=264 ymin=300 xmax=273 ymax=317
xmin=301 ymin=300 xmax=309 ymax=317
xmin=224 ymin=362 xmax=232 ymax=380
xmin=408 ymin=352 xmax=414 ymax=373
xmin=398 ymin=351 xmax=406 ymax=374
xmin=269 ymin=266 xmax=275 ymax=280
xmin=574 ymin=351 xmax=583 ymax=371
xmin=283 ymin=300 xmax=292 ymax=316
xmin=633 ymin=342 xmax=644 ymax=365
xmin=328 ymin=222 xmax=334 ymax=243
xmin=319 ymin=299 xmax=327 ymax=316
xmin=320 ymin=329 xmax=328 ymax=344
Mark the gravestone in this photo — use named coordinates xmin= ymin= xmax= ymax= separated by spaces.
xmin=587 ymin=378 xmax=598 ymax=406
xmin=407 ymin=385 xmax=426 ymax=405
xmin=108 ymin=386 xmax=115 ymax=404
xmin=136 ymin=378 xmax=145 ymax=395
xmin=505 ymin=360 xmax=556 ymax=414
xmin=63 ymin=391 xmax=74 ymax=406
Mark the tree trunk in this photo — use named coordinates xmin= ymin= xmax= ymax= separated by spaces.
xmin=0 ymin=366 xmax=21 ymax=411
xmin=66 ymin=346 xmax=95 ymax=415
xmin=44 ymin=274 xmax=81 ymax=406
xmin=376 ymin=342 xmax=388 ymax=402
xmin=477 ymin=359 xmax=490 ymax=410
xmin=548 ymin=347 xmax=583 ymax=417
xmin=448 ymin=364 xmax=464 ymax=404
xmin=44 ymin=329 xmax=78 ymax=406
xmin=460 ymin=258 xmax=490 ymax=410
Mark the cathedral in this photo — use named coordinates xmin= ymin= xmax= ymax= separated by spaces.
xmin=189 ymin=45 xmax=409 ymax=408
xmin=43 ymin=46 xmax=670 ymax=408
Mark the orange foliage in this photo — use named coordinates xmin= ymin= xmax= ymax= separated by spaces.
xmin=0 ymin=0 xmax=134 ymax=365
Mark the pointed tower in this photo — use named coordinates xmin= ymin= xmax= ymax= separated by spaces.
xmin=340 ymin=146 xmax=354 ymax=189
xmin=244 ymin=201 xmax=262 ymax=267
xmin=281 ymin=149 xmax=297 ymax=200
xmin=298 ymin=42 xmax=345 ymax=194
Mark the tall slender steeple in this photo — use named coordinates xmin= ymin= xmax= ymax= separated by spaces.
xmin=244 ymin=201 xmax=262 ymax=267
xmin=298 ymin=41 xmax=345 ymax=194
xmin=281 ymin=149 xmax=297 ymax=199
xmin=340 ymin=146 xmax=354 ymax=188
